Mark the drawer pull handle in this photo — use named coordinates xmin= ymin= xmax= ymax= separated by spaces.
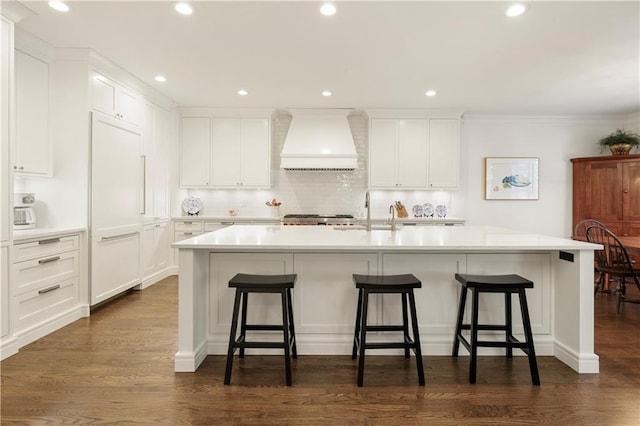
xmin=100 ymin=232 xmax=138 ymax=242
xmin=183 ymin=232 xmax=193 ymax=236
xmin=39 ymin=238 xmax=61 ymax=245
xmin=39 ymin=284 xmax=61 ymax=294
xmin=184 ymin=221 xmax=193 ymax=225
xmin=38 ymin=256 xmax=61 ymax=264
xmin=220 ymin=222 xmax=234 ymax=225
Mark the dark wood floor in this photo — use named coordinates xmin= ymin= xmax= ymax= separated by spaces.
xmin=2 ymin=276 xmax=639 ymax=425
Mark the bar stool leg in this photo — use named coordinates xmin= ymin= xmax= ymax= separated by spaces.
xmin=238 ymin=291 xmax=249 ymax=358
xmin=224 ymin=289 xmax=242 ymax=385
xmin=469 ymin=289 xmax=480 ymax=384
xmin=357 ymin=289 xmax=370 ymax=387
xmin=408 ymin=290 xmax=425 ymax=386
xmin=352 ymin=288 xmax=363 ymax=360
xmin=452 ymin=286 xmax=467 ymax=357
xmin=505 ymin=292 xmax=513 ymax=359
xmin=518 ymin=289 xmax=540 ymax=386
xmin=286 ymin=288 xmax=297 ymax=359
xmin=401 ymin=292 xmax=411 ymax=359
xmin=280 ymin=289 xmax=292 ymax=386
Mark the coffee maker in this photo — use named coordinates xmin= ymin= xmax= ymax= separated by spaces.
xmin=13 ymin=192 xmax=36 ymax=229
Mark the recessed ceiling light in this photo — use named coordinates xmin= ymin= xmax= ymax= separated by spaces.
xmin=425 ymin=90 xmax=437 ymax=97
xmin=322 ymin=90 xmax=333 ymax=97
xmin=154 ymin=75 xmax=167 ymax=83
xmin=237 ymin=89 xmax=248 ymax=96
xmin=506 ymin=4 xmax=527 ymax=17
xmin=175 ymin=2 xmax=193 ymax=15
xmin=320 ymin=3 xmax=336 ymax=16
xmin=48 ymin=1 xmax=69 ymax=12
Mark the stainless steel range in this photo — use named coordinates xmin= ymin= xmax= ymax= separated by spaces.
xmin=282 ymin=214 xmax=356 ymax=226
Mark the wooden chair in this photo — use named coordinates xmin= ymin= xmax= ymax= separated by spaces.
xmin=586 ymin=226 xmax=640 ymax=313
xmin=573 ymin=219 xmax=609 ymax=294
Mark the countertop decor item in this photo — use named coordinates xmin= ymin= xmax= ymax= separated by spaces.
xmin=484 ymin=157 xmax=539 ymax=200
xmin=598 ymin=129 xmax=640 ymax=155
xmin=182 ymin=196 xmax=203 ymax=216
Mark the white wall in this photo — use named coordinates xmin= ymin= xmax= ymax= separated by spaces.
xmin=456 ymin=115 xmax=629 ymax=237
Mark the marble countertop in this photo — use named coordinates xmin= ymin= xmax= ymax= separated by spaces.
xmin=172 ymin=224 xmax=600 ymax=252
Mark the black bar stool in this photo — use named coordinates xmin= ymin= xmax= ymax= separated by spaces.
xmin=224 ymin=273 xmax=297 ymax=386
xmin=452 ymin=273 xmax=540 ymax=385
xmin=351 ymin=273 xmax=425 ymax=387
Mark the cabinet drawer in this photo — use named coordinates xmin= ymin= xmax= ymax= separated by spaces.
xmin=13 ymin=235 xmax=79 ymax=263
xmin=204 ymin=222 xmax=233 ymax=232
xmin=15 ymin=277 xmax=78 ymax=334
xmin=12 ymin=250 xmax=79 ymax=296
xmin=174 ymin=231 xmax=202 ymax=242
xmin=173 ymin=221 xmax=203 ymax=232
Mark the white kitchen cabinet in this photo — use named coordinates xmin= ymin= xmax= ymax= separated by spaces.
xmin=381 ymin=253 xmax=464 ymax=336
xmin=91 ymin=113 xmax=143 ymax=230
xmin=427 ymin=118 xmax=460 ymax=189
xmin=369 ymin=118 xmax=427 ymax=189
xmin=91 ymin=71 xmax=142 ymax=127
xmin=91 ymin=229 xmax=141 ymax=305
xmin=14 ymin=49 xmax=52 ymax=176
xmin=1 ymin=18 xmax=12 ymax=242
xmin=11 ymin=233 xmax=83 ymax=347
xmin=142 ymin=220 xmax=169 ymax=280
xmin=1 ymin=245 xmax=9 ymax=340
xmin=142 ymin=101 xmax=169 ymax=220
xmin=293 ymin=253 xmax=378 ymax=335
xmin=180 ymin=116 xmax=211 ymax=187
xmin=209 ymin=253 xmax=294 ymax=334
xmin=211 ymin=117 xmax=271 ymax=188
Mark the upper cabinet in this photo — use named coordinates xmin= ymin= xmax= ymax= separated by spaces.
xmin=212 ymin=117 xmax=271 ymax=188
xmin=180 ymin=116 xmax=211 ymax=187
xmin=427 ymin=118 xmax=460 ymax=189
xmin=91 ymin=71 xmax=143 ymax=127
xmin=179 ymin=109 xmax=273 ymax=189
xmin=369 ymin=118 xmax=427 ymax=189
xmin=368 ymin=112 xmax=460 ymax=190
xmin=572 ymin=154 xmax=640 ymax=237
xmin=14 ymin=49 xmax=52 ymax=177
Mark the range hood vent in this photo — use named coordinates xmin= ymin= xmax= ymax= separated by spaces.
xmin=280 ymin=109 xmax=358 ymax=171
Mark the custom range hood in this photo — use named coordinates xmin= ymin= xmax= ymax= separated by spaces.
xmin=280 ymin=109 xmax=358 ymax=170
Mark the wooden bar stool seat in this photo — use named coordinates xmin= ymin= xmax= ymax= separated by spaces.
xmin=351 ymin=273 xmax=425 ymax=387
xmin=224 ymin=273 xmax=297 ymax=386
xmin=452 ymin=273 xmax=540 ymax=385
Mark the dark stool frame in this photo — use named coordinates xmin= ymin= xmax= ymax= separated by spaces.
xmin=224 ymin=273 xmax=297 ymax=386
xmin=351 ymin=273 xmax=425 ymax=387
xmin=452 ymin=273 xmax=540 ymax=385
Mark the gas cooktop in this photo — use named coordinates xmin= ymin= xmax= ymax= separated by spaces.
xmin=282 ymin=214 xmax=356 ymax=225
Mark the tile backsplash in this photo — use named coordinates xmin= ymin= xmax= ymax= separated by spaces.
xmin=182 ymin=110 xmax=454 ymax=219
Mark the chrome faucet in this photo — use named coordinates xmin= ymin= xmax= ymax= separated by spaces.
xmin=365 ymin=190 xmax=371 ymax=231
xmin=389 ymin=204 xmax=397 ymax=231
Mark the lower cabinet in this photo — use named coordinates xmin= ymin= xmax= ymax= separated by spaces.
xmin=1 ymin=245 xmax=9 ymax=339
xmin=142 ymin=220 xmax=169 ymax=285
xmin=9 ymin=233 xmax=85 ymax=351
xmin=209 ymin=253 xmax=294 ymax=334
xmin=91 ymin=229 xmax=141 ymax=305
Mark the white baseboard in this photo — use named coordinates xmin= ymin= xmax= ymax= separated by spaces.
xmin=15 ymin=305 xmax=89 ymax=349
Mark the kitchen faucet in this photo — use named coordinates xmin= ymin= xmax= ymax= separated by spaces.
xmin=365 ymin=190 xmax=371 ymax=231
xmin=388 ymin=204 xmax=397 ymax=231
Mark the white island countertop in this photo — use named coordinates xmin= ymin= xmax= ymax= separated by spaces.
xmin=174 ymin=224 xmax=601 ymax=375
xmin=172 ymin=224 xmax=599 ymax=252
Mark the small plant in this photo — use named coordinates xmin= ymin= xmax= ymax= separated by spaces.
xmin=598 ymin=129 xmax=640 ymax=154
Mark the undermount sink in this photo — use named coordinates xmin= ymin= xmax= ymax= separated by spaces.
xmin=332 ymin=224 xmax=402 ymax=231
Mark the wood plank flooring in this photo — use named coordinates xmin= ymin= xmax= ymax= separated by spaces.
xmin=2 ymin=276 xmax=639 ymax=425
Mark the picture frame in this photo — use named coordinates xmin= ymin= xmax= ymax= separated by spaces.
xmin=484 ymin=157 xmax=539 ymax=200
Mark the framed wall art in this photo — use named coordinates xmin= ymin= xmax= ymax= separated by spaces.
xmin=484 ymin=157 xmax=539 ymax=200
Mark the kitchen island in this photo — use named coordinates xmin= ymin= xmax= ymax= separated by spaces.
xmin=172 ymin=225 xmax=601 ymax=374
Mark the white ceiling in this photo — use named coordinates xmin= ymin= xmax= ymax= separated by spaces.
xmin=9 ymin=1 xmax=640 ymax=115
